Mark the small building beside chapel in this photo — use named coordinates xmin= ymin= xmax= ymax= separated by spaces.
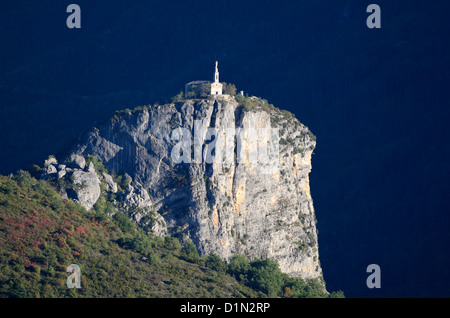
xmin=184 ymin=80 xmax=210 ymax=98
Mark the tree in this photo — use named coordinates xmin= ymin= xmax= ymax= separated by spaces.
xmin=164 ymin=236 xmax=182 ymax=252
xmin=11 ymin=170 xmax=34 ymax=190
xmin=329 ymin=290 xmax=345 ymax=298
xmin=223 ymin=83 xmax=237 ymax=96
xmin=171 ymin=91 xmax=184 ymax=102
xmin=228 ymin=255 xmax=250 ymax=281
xmin=199 ymin=83 xmax=210 ymax=98
xmin=206 ymin=254 xmax=227 ymax=273
xmin=247 ymin=259 xmax=284 ymax=297
xmin=113 ymin=212 xmax=135 ymax=232
xmin=27 ymin=165 xmax=42 ymax=179
xmin=181 ymin=240 xmax=199 ymax=263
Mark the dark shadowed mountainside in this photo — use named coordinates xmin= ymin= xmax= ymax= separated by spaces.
xmin=0 ymin=0 xmax=449 ymax=297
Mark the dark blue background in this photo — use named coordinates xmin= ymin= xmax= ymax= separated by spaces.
xmin=0 ymin=0 xmax=449 ymax=297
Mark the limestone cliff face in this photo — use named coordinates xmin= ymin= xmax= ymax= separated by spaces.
xmin=71 ymin=95 xmax=321 ymax=279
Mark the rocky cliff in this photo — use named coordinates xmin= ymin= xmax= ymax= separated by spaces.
xmin=62 ymin=95 xmax=321 ymax=279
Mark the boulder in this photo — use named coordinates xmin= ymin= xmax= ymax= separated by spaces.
xmin=68 ymin=170 xmax=101 ymax=210
xmin=102 ymin=173 xmax=118 ymax=193
xmin=57 ymin=170 xmax=67 ymax=179
xmin=148 ymin=213 xmax=168 ymax=237
xmin=124 ymin=180 xmax=152 ymax=209
xmin=41 ymin=164 xmax=57 ymax=179
xmin=70 ymin=154 xmax=86 ymax=170
xmin=44 ymin=157 xmax=58 ymax=167
xmin=87 ymin=161 xmax=95 ymax=172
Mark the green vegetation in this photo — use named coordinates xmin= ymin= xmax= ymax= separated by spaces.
xmin=235 ymin=94 xmax=277 ymax=114
xmin=227 ymin=256 xmax=343 ymax=298
xmin=85 ymin=155 xmax=107 ymax=174
xmin=0 ymin=172 xmax=255 ymax=298
xmin=222 ymin=83 xmax=237 ymax=96
xmin=112 ymin=105 xmax=152 ymax=119
xmin=171 ymin=91 xmax=185 ymax=102
xmin=0 ymin=171 xmax=343 ymax=298
xmin=185 ymin=83 xmax=210 ymax=99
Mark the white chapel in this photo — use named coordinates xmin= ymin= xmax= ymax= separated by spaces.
xmin=210 ymin=61 xmax=223 ymax=95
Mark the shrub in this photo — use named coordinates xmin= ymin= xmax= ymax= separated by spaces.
xmin=181 ymin=240 xmax=199 ymax=263
xmin=185 ymin=83 xmax=210 ymax=99
xmin=27 ymin=165 xmax=42 ymax=179
xmin=171 ymin=91 xmax=185 ymax=102
xmin=206 ymin=254 xmax=227 ymax=273
xmin=228 ymin=255 xmax=250 ymax=281
xmin=85 ymin=155 xmax=107 ymax=174
xmin=164 ymin=236 xmax=182 ymax=252
xmin=11 ymin=170 xmax=35 ymax=190
xmin=284 ymin=277 xmax=328 ymax=298
xmin=247 ymin=259 xmax=285 ymax=297
xmin=0 ymin=181 xmax=14 ymax=195
xmin=116 ymin=232 xmax=153 ymax=257
xmin=283 ymin=286 xmax=294 ymax=298
xmin=113 ymin=212 xmax=135 ymax=233
xmin=223 ymin=83 xmax=237 ymax=96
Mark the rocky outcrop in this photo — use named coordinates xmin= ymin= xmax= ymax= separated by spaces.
xmin=70 ymin=95 xmax=321 ymax=279
xmin=124 ymin=180 xmax=152 ymax=209
xmin=40 ymin=156 xmax=101 ymax=210
xmin=41 ymin=164 xmax=57 ymax=179
xmin=69 ymin=170 xmax=101 ymax=210
xmin=70 ymin=154 xmax=86 ymax=170
xmin=102 ymin=172 xmax=118 ymax=193
xmin=39 ymin=154 xmax=163 ymax=233
xmin=44 ymin=157 xmax=58 ymax=167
